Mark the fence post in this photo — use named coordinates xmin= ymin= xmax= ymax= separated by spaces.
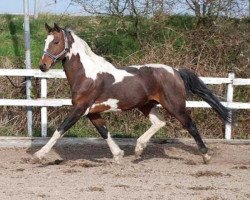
xmin=41 ymin=78 xmax=47 ymax=137
xmin=23 ymin=0 xmax=33 ymax=137
xmin=225 ymin=72 xmax=234 ymax=140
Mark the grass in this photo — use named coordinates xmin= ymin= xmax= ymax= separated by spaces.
xmin=0 ymin=14 xmax=195 ymax=68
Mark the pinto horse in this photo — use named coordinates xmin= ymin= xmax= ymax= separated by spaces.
xmin=34 ymin=23 xmax=230 ymax=164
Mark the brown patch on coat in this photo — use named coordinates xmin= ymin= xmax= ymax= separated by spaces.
xmin=63 ymin=53 xmax=97 ymax=107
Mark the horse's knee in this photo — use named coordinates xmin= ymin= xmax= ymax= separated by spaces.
xmin=87 ymin=113 xmax=108 ymax=139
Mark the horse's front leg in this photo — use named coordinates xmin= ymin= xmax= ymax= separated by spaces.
xmin=87 ymin=113 xmax=124 ymax=163
xmin=34 ymin=105 xmax=87 ymax=159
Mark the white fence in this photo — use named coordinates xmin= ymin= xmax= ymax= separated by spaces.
xmin=0 ymin=69 xmax=250 ymax=139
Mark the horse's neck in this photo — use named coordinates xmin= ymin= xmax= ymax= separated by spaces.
xmin=62 ymin=58 xmax=82 ymax=89
xmin=63 ymin=32 xmax=128 ymax=85
xmin=68 ymin=33 xmax=116 ymax=71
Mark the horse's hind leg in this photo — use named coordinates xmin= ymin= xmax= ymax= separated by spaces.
xmin=87 ymin=113 xmax=124 ymax=163
xmin=135 ymin=105 xmax=166 ymax=159
xmin=160 ymin=99 xmax=211 ymax=164
xmin=178 ymin=112 xmax=211 ymax=163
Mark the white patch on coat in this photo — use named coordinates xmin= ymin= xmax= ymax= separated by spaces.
xmin=92 ymin=98 xmax=121 ymax=112
xmin=129 ymin=63 xmax=175 ymax=75
xmin=42 ymin=35 xmax=54 ymax=59
xmin=67 ymin=32 xmax=133 ymax=83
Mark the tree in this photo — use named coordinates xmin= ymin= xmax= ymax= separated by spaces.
xmin=183 ymin=0 xmax=249 ymax=19
xmin=72 ymin=0 xmax=129 ymax=15
xmin=73 ymin=0 xmax=175 ymax=16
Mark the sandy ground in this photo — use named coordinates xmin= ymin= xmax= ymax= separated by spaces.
xmin=0 ymin=140 xmax=249 ymax=200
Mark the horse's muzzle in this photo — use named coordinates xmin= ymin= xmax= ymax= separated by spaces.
xmin=39 ymin=64 xmax=48 ymax=72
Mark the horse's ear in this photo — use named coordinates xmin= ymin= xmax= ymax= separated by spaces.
xmin=54 ymin=23 xmax=61 ymax=32
xmin=45 ymin=23 xmax=52 ymax=33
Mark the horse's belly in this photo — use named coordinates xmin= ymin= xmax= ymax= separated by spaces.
xmin=89 ymin=95 xmax=147 ymax=114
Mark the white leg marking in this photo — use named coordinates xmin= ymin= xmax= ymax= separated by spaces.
xmin=135 ymin=107 xmax=166 ymax=158
xmin=106 ymin=133 xmax=124 ymax=163
xmin=34 ymin=130 xmax=61 ymax=159
xmin=202 ymin=153 xmax=211 ymax=164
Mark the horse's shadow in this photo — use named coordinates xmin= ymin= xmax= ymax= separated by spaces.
xmin=26 ymin=139 xmax=202 ymax=166
xmin=132 ymin=141 xmax=201 ymax=164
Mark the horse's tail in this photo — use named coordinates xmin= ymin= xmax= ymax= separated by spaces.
xmin=178 ymin=68 xmax=231 ymax=123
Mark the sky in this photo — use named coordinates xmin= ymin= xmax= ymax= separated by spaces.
xmin=0 ymin=0 xmax=190 ymax=16
xmin=0 ymin=0 xmax=249 ymax=17
xmin=0 ymin=0 xmax=83 ymax=15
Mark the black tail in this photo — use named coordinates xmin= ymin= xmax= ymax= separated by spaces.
xmin=178 ymin=68 xmax=231 ymax=123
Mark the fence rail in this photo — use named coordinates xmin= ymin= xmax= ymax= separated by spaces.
xmin=0 ymin=69 xmax=249 ymax=139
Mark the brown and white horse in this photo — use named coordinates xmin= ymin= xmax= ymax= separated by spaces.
xmin=34 ymin=23 xmax=230 ymax=164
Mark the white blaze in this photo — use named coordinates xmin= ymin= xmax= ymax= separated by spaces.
xmin=42 ymin=35 xmax=54 ymax=59
xmin=44 ymin=35 xmax=54 ymax=52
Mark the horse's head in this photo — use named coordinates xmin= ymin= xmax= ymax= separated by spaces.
xmin=39 ymin=23 xmax=69 ymax=72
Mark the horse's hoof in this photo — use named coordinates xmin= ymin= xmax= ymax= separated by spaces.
xmin=134 ymin=154 xmax=141 ymax=160
xmin=33 ymin=151 xmax=45 ymax=160
xmin=113 ymin=150 xmax=124 ymax=164
xmin=202 ymin=153 xmax=211 ymax=164
xmin=135 ymin=142 xmax=146 ymax=159
xmin=134 ymin=149 xmax=143 ymax=160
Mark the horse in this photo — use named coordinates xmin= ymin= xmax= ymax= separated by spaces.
xmin=34 ymin=23 xmax=230 ymax=164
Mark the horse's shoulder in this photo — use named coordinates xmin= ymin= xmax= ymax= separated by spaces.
xmin=72 ymin=77 xmax=95 ymax=94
